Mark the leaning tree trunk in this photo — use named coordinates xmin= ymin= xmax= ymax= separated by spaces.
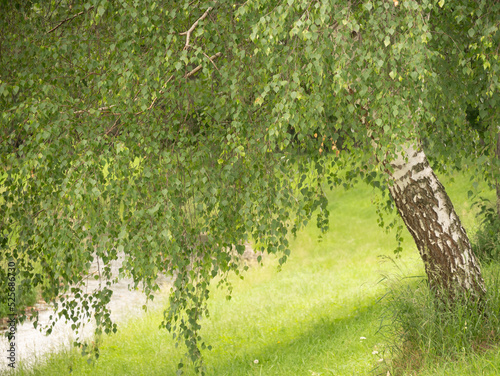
xmin=387 ymin=143 xmax=486 ymax=300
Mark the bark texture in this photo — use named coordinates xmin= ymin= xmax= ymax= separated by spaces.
xmin=387 ymin=144 xmax=486 ymax=299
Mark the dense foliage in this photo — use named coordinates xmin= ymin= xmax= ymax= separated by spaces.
xmin=1 ymin=0 xmax=498 ymax=372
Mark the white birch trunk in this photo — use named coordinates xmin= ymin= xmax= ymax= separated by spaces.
xmin=387 ymin=143 xmax=486 ymax=299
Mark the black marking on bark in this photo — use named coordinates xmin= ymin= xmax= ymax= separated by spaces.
xmin=388 ymin=147 xmax=486 ymax=300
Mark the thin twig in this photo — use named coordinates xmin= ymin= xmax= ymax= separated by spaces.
xmin=184 ymin=52 xmax=222 ymax=78
xmin=135 ymin=74 xmax=175 ymax=115
xmin=202 ymin=51 xmax=220 ymax=72
xmin=180 ymin=6 xmax=214 ymax=49
xmin=47 ymin=6 xmax=95 ymax=34
xmin=45 ymin=0 xmax=64 ymax=25
xmin=136 ymin=50 xmax=221 ymax=115
xmin=105 ymin=114 xmax=122 ymax=135
xmin=76 ymin=53 xmax=221 ymax=117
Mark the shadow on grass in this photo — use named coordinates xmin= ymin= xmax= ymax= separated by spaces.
xmin=202 ymin=298 xmax=386 ymax=376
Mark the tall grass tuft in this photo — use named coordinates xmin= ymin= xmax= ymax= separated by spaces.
xmin=379 ymin=260 xmax=500 ymax=375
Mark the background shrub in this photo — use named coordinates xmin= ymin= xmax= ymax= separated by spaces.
xmin=471 ymin=199 xmax=500 ymax=263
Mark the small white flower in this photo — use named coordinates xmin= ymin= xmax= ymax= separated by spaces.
xmin=378 ymin=358 xmax=384 ymax=363
xmin=372 ymin=350 xmax=379 ymax=355
xmin=253 ymin=359 xmax=259 ymax=364
xmin=360 ymin=336 xmax=366 ymax=340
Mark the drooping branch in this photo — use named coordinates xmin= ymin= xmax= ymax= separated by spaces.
xmin=47 ymin=6 xmax=95 ymax=34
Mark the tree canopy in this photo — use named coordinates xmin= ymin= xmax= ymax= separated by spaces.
xmin=1 ymin=0 xmax=499 ymax=372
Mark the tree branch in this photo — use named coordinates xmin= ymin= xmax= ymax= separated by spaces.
xmin=47 ymin=6 xmax=95 ymax=34
xmin=105 ymin=114 xmax=122 ymax=135
xmin=180 ymin=6 xmax=214 ymax=49
xmin=202 ymin=51 xmax=220 ymax=73
xmin=184 ymin=52 xmax=222 ymax=78
xmin=75 ymin=53 xmax=222 ymax=117
xmin=73 ymin=105 xmax=116 ymax=115
xmin=135 ymin=52 xmax=222 ymax=115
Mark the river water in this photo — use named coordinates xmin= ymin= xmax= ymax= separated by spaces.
xmin=0 ymin=252 xmax=172 ymax=371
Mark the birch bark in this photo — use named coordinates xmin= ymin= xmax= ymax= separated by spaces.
xmin=387 ymin=143 xmax=486 ymax=299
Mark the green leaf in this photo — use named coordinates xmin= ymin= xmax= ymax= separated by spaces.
xmin=97 ymin=6 xmax=105 ymax=17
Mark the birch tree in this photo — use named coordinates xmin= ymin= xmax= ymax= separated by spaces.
xmin=1 ymin=0 xmax=498 ymax=372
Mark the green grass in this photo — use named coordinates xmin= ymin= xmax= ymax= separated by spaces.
xmin=7 ymin=171 xmax=500 ymax=376
xmin=379 ymin=260 xmax=500 ymax=375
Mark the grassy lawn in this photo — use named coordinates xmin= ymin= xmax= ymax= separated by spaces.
xmin=8 ymin=171 xmax=500 ymax=376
